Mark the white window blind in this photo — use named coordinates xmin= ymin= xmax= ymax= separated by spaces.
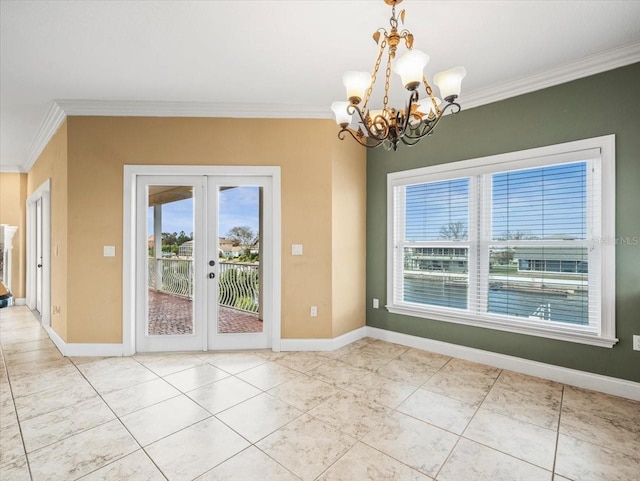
xmin=387 ymin=136 xmax=616 ymax=347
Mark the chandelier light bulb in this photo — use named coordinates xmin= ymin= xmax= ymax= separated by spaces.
xmin=342 ymin=71 xmax=371 ymax=104
xmin=331 ymin=101 xmax=353 ymax=127
xmin=434 ymin=66 xmax=467 ymax=102
xmin=393 ymin=49 xmax=430 ymax=90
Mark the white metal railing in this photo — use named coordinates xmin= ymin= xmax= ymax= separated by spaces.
xmin=148 ymin=258 xmax=259 ymax=313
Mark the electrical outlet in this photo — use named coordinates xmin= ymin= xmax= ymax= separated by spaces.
xmin=633 ymin=335 xmax=640 ymax=351
xmin=373 ymin=298 xmax=379 ymax=309
xmin=52 ymin=305 xmax=60 ymax=315
xmin=310 ymin=306 xmax=318 ymax=317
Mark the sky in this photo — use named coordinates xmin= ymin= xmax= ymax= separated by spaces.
xmin=405 ymin=161 xmax=588 ymax=241
xmin=147 ymin=186 xmax=260 ymax=239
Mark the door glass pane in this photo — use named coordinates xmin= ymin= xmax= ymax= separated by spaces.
xmin=217 ymin=186 xmax=262 ymax=334
xmin=147 ymin=186 xmax=194 ymax=336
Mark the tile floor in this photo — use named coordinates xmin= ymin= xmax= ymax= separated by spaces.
xmin=1 ymin=305 xmax=639 ymax=481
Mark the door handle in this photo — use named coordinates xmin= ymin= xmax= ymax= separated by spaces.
xmin=209 ymin=260 xmax=215 ymax=266
xmin=37 ymin=264 xmax=42 ymax=268
xmin=208 ymin=272 xmax=215 ymax=279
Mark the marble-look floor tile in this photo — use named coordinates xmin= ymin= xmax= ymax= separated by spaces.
xmin=102 ymin=378 xmax=181 ymax=417
xmin=336 ymin=349 xmax=394 ymax=372
xmin=120 ymin=395 xmax=210 ymax=446
xmin=560 ymin=386 xmax=640 ymax=457
xmin=6 ymin=357 xmax=72 ymax=380
xmin=375 ymin=358 xmax=440 ymax=387
xmin=236 ymin=361 xmax=301 ymax=390
xmin=247 ymin=349 xmax=291 ymax=362
xmin=139 ymin=354 xmax=205 ymax=377
xmin=163 ymin=363 xmax=229 ymax=392
xmin=344 ymin=372 xmax=417 ymax=409
xmin=146 ymin=417 xmax=249 ymax=481
xmin=14 ymin=378 xmax=98 ymax=421
xmin=494 ymin=370 xmax=563 ymax=403
xmin=196 ymin=446 xmax=301 ymax=481
xmin=0 ymin=454 xmax=30 ymax=481
xmin=200 ymin=352 xmax=267 ymax=374
xmin=437 ymin=438 xmax=552 ymax=481
xmin=358 ymin=339 xmax=410 ymax=358
xmin=1 ymin=338 xmax=56 ymax=354
xmin=9 ymin=363 xmax=83 ymax=398
xmin=5 ymin=347 xmax=63 ymax=366
xmin=307 ymin=360 xmax=370 ymax=389
xmin=275 ymin=351 xmax=326 ymax=373
xmin=362 ymin=411 xmax=458 ymax=477
xmin=0 ymin=392 xmax=17 ymax=427
xmin=268 ymin=375 xmax=340 ymax=411
xmin=21 ymin=396 xmax=115 ymax=452
xmin=77 ymin=357 xmax=158 ymax=394
xmin=27 ymin=420 xmax=139 ymax=481
xmin=555 ymin=433 xmax=640 ymax=481
xmin=308 ymin=390 xmax=390 ymax=439
xmin=482 ymin=384 xmax=561 ymax=430
xmin=77 ymin=450 xmax=165 ymax=480
xmin=216 ymin=392 xmax=303 ymax=442
xmin=398 ymin=388 xmax=477 ymax=435
xmin=187 ymin=376 xmax=261 ymax=414
xmin=421 ymin=358 xmax=500 ymax=405
xmin=318 ymin=442 xmax=431 ymax=481
xmin=257 ymin=414 xmax=356 ymax=481
xmin=0 ymin=418 xmax=24 ymax=465
xmin=464 ymin=408 xmax=557 ymax=470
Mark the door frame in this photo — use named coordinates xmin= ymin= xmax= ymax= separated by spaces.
xmin=123 ymin=165 xmax=282 ymax=355
xmin=26 ymin=179 xmax=51 ymax=327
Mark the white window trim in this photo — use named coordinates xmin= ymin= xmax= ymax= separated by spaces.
xmin=386 ymin=135 xmax=617 ymax=348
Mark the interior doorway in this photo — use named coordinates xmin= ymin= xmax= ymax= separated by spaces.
xmin=26 ymin=179 xmax=51 ymax=327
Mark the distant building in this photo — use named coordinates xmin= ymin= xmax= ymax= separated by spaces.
xmin=404 ymin=247 xmax=468 ymax=273
xmin=515 ymin=247 xmax=588 ymax=274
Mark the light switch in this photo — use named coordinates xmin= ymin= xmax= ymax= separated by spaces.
xmin=103 ymin=246 xmax=116 ymax=257
xmin=292 ymin=244 xmax=303 ymax=256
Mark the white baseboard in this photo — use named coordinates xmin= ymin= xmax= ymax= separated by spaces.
xmin=281 ymin=326 xmax=366 ymax=352
xmin=14 ymin=298 xmax=26 ymax=306
xmin=366 ymin=326 xmax=640 ymax=401
xmin=45 ymin=325 xmax=125 ymax=357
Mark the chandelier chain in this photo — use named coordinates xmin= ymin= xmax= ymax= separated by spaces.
xmin=383 ymin=49 xmax=393 ymax=111
xmin=363 ymin=38 xmax=387 ymax=112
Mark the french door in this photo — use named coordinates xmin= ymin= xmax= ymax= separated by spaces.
xmin=135 ymin=174 xmax=272 ymax=352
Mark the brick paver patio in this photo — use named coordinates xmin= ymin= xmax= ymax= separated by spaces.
xmin=147 ymin=290 xmax=262 ymax=335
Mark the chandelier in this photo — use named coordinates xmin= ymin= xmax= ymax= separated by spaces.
xmin=331 ymin=0 xmax=466 ymax=151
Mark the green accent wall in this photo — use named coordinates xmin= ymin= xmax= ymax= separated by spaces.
xmin=366 ymin=63 xmax=640 ymax=383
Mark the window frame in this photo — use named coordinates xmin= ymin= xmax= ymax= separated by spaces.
xmin=386 ymin=135 xmax=617 ymax=348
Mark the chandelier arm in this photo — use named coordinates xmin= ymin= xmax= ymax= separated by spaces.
xmin=362 ymin=36 xmax=387 ymax=112
xmin=402 ymin=100 xmax=461 ymax=141
xmin=338 ymin=128 xmax=384 ymax=149
xmin=398 ymin=90 xmax=419 ymax=135
xmin=347 ymin=104 xmax=389 ymax=142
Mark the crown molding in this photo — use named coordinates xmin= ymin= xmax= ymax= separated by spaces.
xmin=55 ymin=100 xmax=331 ymax=119
xmin=10 ymin=41 xmax=639 ymax=173
xmin=22 ymin=101 xmax=67 ymax=173
xmin=0 ymin=165 xmax=25 ymax=173
xmin=461 ymin=41 xmax=640 ymax=110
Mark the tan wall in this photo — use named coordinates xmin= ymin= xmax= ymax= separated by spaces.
xmin=0 ymin=173 xmax=28 ymax=298
xmin=27 ymin=121 xmax=69 ymax=340
xmin=331 ymin=127 xmax=367 ymax=337
xmin=62 ymin=116 xmax=365 ymax=343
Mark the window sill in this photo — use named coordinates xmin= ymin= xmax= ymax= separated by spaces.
xmin=386 ymin=304 xmax=619 ymax=348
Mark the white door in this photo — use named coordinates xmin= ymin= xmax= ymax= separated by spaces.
xmin=135 ymin=174 xmax=271 ymax=352
xmin=35 ymin=197 xmax=43 ymax=314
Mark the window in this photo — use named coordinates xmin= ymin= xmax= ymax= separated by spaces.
xmin=387 ymin=135 xmax=616 ymax=347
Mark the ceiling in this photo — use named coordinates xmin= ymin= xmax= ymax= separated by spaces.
xmin=1 ymin=0 xmax=639 ymax=171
